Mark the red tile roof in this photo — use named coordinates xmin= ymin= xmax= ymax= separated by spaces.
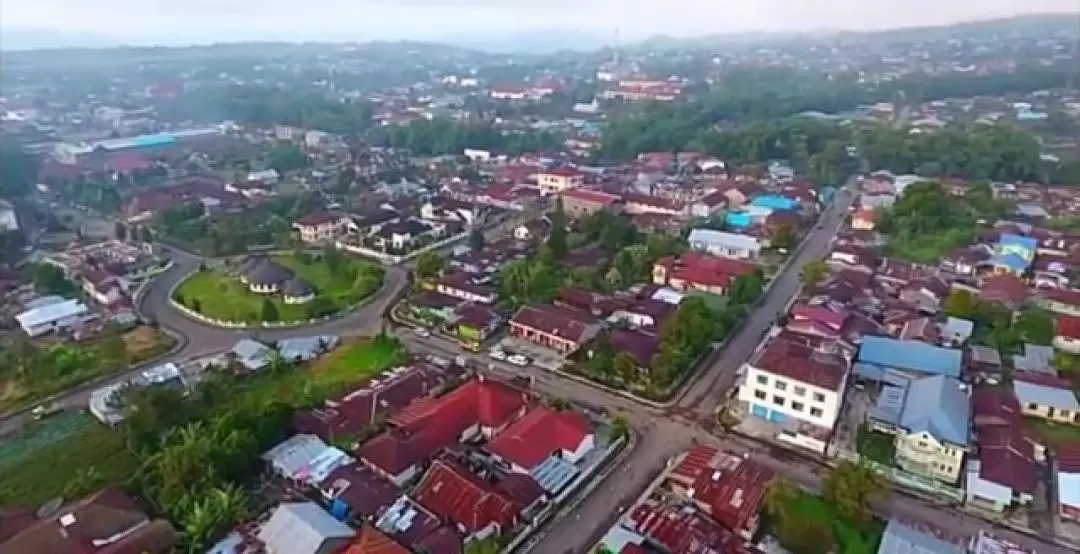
xmin=1014 ymin=370 xmax=1073 ymax=390
xmin=1056 ymin=443 xmax=1080 ymax=473
xmin=295 ymin=211 xmax=343 ymax=227
xmin=510 ymin=304 xmax=600 ymax=344
xmin=561 ymin=189 xmax=621 ymax=206
xmin=669 ymin=445 xmax=722 ymax=482
xmin=1041 ymin=287 xmax=1080 ymax=307
xmin=753 ymin=337 xmax=849 ymax=391
xmin=542 ymin=167 xmax=581 ymax=178
xmin=980 ymin=274 xmax=1030 ymax=305
xmin=972 ymin=387 xmax=1022 ymax=428
xmin=340 ymin=526 xmax=410 ymax=554
xmin=486 ymin=407 xmax=592 ymax=469
xmin=690 ymin=456 xmax=772 ymax=533
xmin=413 ymin=460 xmax=520 ymax=535
xmin=977 ymin=426 xmax=1037 ymax=494
xmin=628 ymin=503 xmax=741 ymax=554
xmin=1056 ymin=315 xmax=1080 ymax=340
xmin=608 ymin=329 xmax=662 ymax=368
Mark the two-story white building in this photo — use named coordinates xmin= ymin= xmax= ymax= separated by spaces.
xmin=738 ymin=337 xmax=852 ymax=453
xmin=293 ymin=212 xmax=348 ymax=244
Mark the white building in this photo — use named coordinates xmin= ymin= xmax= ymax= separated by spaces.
xmin=15 ymin=298 xmax=90 ymax=337
xmin=738 ymin=337 xmax=851 ymax=453
xmin=686 ymin=229 xmax=762 ymax=261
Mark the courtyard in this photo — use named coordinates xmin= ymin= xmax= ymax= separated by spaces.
xmin=173 ymin=253 xmax=384 ymax=324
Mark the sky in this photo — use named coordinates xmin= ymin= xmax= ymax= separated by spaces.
xmin=2 ymin=0 xmax=1078 ymax=48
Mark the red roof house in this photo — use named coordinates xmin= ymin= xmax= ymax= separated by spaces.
xmin=653 ymin=252 xmax=756 ymax=295
xmin=509 ymin=305 xmax=601 ymax=355
xmin=412 ymin=459 xmax=522 ymax=539
xmin=1054 ymin=315 xmax=1080 ymax=354
xmin=339 ymin=525 xmax=410 ymax=554
xmin=486 ymin=407 xmax=594 ymax=472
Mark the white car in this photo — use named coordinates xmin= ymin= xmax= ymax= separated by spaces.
xmin=414 ymin=328 xmax=431 ymax=338
xmin=507 ymin=354 xmax=530 ymax=367
xmin=489 ymin=349 xmax=507 ymax=361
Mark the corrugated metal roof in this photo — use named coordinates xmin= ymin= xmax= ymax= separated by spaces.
xmin=258 ymin=502 xmax=354 ymax=554
xmin=878 ymin=519 xmax=966 ymax=554
xmin=529 ymin=456 xmax=580 ymax=494
xmin=857 ymin=336 xmax=962 ymax=378
xmin=899 ymin=376 xmax=971 ymax=446
xmin=1013 ymin=379 xmax=1080 ymax=412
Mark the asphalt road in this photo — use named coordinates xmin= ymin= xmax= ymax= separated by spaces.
xmin=0 ymin=247 xmax=409 ymax=436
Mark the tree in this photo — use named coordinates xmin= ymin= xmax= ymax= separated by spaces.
xmin=800 ymin=260 xmax=829 ymax=290
xmin=415 ymin=251 xmax=444 ymax=279
xmin=546 ymin=196 xmax=568 ymax=260
xmin=729 ymin=271 xmax=764 ymax=306
xmin=464 ymin=536 xmax=502 ymax=554
xmin=772 ymin=223 xmax=797 ymax=251
xmin=114 ymin=221 xmax=128 ymax=241
xmin=31 ymin=263 xmax=76 ymax=296
xmin=763 ymin=477 xmax=800 ymax=522
xmin=469 ymin=228 xmax=485 ymax=251
xmin=775 ymin=516 xmax=836 ymax=554
xmin=260 ymin=298 xmax=279 ymax=322
xmin=610 ymin=414 xmax=629 ymax=440
xmin=943 ymin=290 xmax=978 ymax=319
xmin=1014 ymin=309 xmax=1055 ymax=346
xmin=823 ymin=460 xmax=887 ymax=528
xmin=63 ymin=467 xmax=105 ymax=499
xmin=614 ymin=352 xmax=639 ymax=384
xmin=266 ymin=144 xmax=309 ymax=173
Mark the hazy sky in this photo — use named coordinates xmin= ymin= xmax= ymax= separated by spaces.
xmin=2 ymin=0 xmax=1079 ymax=45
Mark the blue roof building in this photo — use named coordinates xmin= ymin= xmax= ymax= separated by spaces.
xmin=871 ymin=375 xmax=970 ymax=447
xmin=724 ymin=211 xmax=753 ymax=229
xmin=750 ymin=194 xmax=799 ymax=211
xmin=856 ymin=336 xmax=963 ymax=379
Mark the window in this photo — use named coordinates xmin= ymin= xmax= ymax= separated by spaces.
xmin=754 ymin=389 xmax=767 ymax=400
xmin=791 ymin=402 xmax=805 ymax=412
xmin=793 ymin=386 xmax=806 ymax=397
xmin=1062 ymin=410 xmax=1072 ymax=419
xmin=756 ymin=374 xmax=768 ymax=385
xmin=773 ymin=396 xmax=786 ymax=407
xmin=813 ymin=392 xmax=826 ymax=402
xmin=809 ymin=407 xmax=823 ymax=417
xmin=1028 ymin=403 xmax=1039 ymax=410
xmin=774 ymin=380 xmax=787 ymax=391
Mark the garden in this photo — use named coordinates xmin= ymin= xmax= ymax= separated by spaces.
xmin=172 ymin=249 xmax=384 ymax=324
xmin=0 ymin=325 xmax=176 ymax=414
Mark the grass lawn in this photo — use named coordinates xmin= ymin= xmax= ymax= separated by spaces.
xmin=779 ymin=492 xmax=884 ymax=554
xmin=1024 ymin=416 xmax=1080 ymax=448
xmin=0 ymin=413 xmax=139 ymax=508
xmin=0 ymin=327 xmax=175 ymax=414
xmin=174 ymin=254 xmax=383 ymax=323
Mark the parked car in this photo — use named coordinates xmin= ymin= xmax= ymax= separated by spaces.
xmin=414 ymin=328 xmax=431 ymax=338
xmin=32 ymin=403 xmax=62 ymax=420
xmin=489 ymin=349 xmax=507 ymax=361
xmin=507 ymin=354 xmax=530 ymax=367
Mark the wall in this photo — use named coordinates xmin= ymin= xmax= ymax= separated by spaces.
xmin=738 ymin=365 xmax=841 ymax=429
xmin=894 ymin=432 xmax=965 ymax=484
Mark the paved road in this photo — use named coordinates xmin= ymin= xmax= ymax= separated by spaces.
xmin=0 ymin=248 xmax=409 ymax=436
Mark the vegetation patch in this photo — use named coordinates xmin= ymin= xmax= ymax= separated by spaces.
xmin=173 ymin=250 xmax=383 ymax=324
xmin=855 ymin=424 xmax=896 ymax=466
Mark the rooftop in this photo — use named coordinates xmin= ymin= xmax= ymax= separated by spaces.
xmin=857 ymin=336 xmax=962 ymax=378
xmin=752 ymin=337 xmax=849 ymax=391
xmin=486 ymin=407 xmax=592 ymax=470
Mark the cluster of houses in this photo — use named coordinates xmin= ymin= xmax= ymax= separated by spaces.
xmin=725 ymin=173 xmax=1080 ymax=538
xmin=202 ymin=366 xmax=605 ymax=554
xmin=292 ymin=196 xmax=471 ymax=256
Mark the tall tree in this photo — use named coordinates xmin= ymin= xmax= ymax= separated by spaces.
xmin=546 ymin=196 xmax=568 ymax=260
xmin=800 ymin=260 xmax=829 ymax=290
xmin=823 ymin=460 xmax=887 ymax=528
xmin=1014 ymin=309 xmax=1055 ymax=346
xmin=415 ymin=251 xmax=444 ymax=279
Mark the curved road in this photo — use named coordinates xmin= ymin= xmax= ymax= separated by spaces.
xmin=0 ymin=249 xmax=409 ymax=435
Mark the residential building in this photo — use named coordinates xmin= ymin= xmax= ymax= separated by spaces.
xmin=436 ymin=274 xmax=498 ymax=305
xmin=558 ymin=189 xmax=622 ymax=218
xmin=15 ymin=298 xmax=90 ymax=337
xmin=876 ymin=519 xmax=967 ymax=554
xmin=663 ymin=445 xmax=772 ymax=540
xmin=338 ymin=526 xmax=410 ymax=554
xmin=0 ymin=488 xmax=177 ymax=554
xmin=851 ymin=208 xmax=878 ymax=231
xmin=317 ymin=465 xmax=402 ymax=523
xmin=294 ymin=212 xmax=349 ymax=244
xmin=686 ymin=229 xmax=761 ymax=260
xmin=1054 ymin=315 xmax=1080 ymax=354
xmin=412 ymin=459 xmax=524 ymax=542
xmin=652 ymin=252 xmax=756 ymax=295
xmin=537 ymin=168 xmax=583 ymax=194
xmin=257 ymin=502 xmax=356 ymax=554
xmin=238 ymin=257 xmax=315 ymax=304
xmin=487 ymin=407 xmax=594 ymax=473
xmin=854 ymin=336 xmax=963 ymax=381
xmin=869 ymin=375 xmax=970 ymax=484
xmin=1013 ymin=371 xmax=1080 ymax=425
xmin=966 ymin=424 xmax=1036 ymax=511
xmin=988 ymin=233 xmax=1037 ymax=276
xmin=508 ymin=305 xmax=601 ymax=355
xmin=1036 ymin=288 xmax=1080 ymax=317
xmin=1057 ymin=443 xmax=1080 ymax=522
xmin=739 ymin=337 xmax=851 ymax=453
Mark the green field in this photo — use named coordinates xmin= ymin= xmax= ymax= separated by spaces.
xmin=174 ymin=254 xmax=383 ymax=323
xmin=779 ymin=492 xmax=884 ymax=554
xmin=0 ymin=413 xmax=139 ymax=509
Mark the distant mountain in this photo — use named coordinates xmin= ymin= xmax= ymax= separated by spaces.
xmin=0 ymin=28 xmax=120 ymax=51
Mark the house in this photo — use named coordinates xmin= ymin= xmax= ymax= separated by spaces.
xmin=80 ymin=269 xmax=129 ymax=306
xmin=738 ymin=337 xmax=851 ymax=453
xmin=663 ymin=445 xmax=772 ymax=540
xmin=979 ymin=274 xmax=1030 ymax=311
xmin=318 ymin=465 xmax=403 ymax=524
xmin=988 ymin=233 xmax=1038 ymax=275
xmin=652 ymin=252 xmax=756 ymax=295
xmin=851 ymin=208 xmax=878 ymax=230
xmin=412 ymin=459 xmax=522 ymax=542
xmin=854 ymin=336 xmax=963 ymax=381
xmin=238 ymin=257 xmax=316 ymax=304
xmin=257 ymin=502 xmax=356 ymax=554
xmin=357 ymin=377 xmax=529 ymax=484
xmin=247 ymin=168 xmax=281 ymax=185
xmin=509 ymin=305 xmax=601 ymax=356
xmin=261 ymin=434 xmax=353 ymax=485
xmin=0 ymin=488 xmax=177 ymax=554
xmin=487 ymin=407 xmax=594 ymax=473
xmin=786 ymin=299 xmax=849 ymax=340
xmin=1056 ymin=443 xmax=1080 ymax=522
xmin=686 ymin=229 xmax=761 ymax=260
xmin=451 ymin=303 xmax=503 ymax=349
xmin=1012 ymin=371 xmax=1080 ymax=425
xmin=621 ymin=193 xmax=686 ymax=217
xmin=940 ymin=246 xmax=993 ymax=276
xmin=436 ymin=274 xmax=498 ymax=305
xmin=294 ymin=212 xmax=348 ymax=244
xmin=339 ymin=526 xmax=410 ymax=554
xmin=559 ymin=189 xmax=622 ymax=218
xmin=966 ymin=424 xmax=1036 ymax=511
xmin=876 ymin=519 xmax=967 ymax=554
xmin=626 ymin=502 xmax=743 ymax=554
xmin=421 ymin=198 xmax=475 ymax=226
xmin=1036 ymin=287 xmax=1080 ymax=317
xmin=869 ymin=375 xmax=970 ymax=484
xmin=537 ymin=168 xmax=583 ymax=194
xmin=371 ymin=219 xmax=446 ymax=252
xmin=1054 ymin=315 xmax=1080 ymax=354
xmin=15 ymin=298 xmax=90 ymax=337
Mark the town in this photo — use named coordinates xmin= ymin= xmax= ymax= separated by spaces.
xmin=0 ymin=11 xmax=1080 ymax=554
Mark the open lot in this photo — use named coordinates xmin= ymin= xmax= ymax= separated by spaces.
xmin=174 ymin=253 xmax=383 ymax=323
xmin=0 ymin=412 xmax=139 ymax=509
